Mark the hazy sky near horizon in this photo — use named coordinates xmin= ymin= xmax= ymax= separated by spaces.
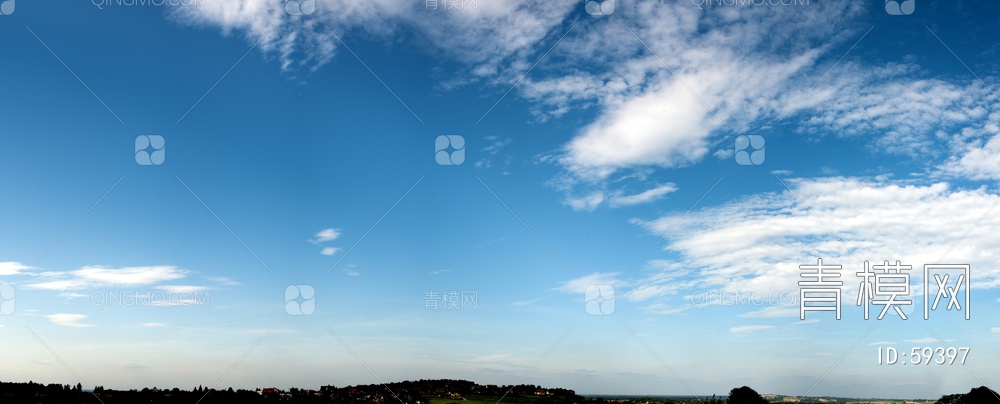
xmin=2 ymin=0 xmax=1000 ymax=399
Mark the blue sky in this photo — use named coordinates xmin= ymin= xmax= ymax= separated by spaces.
xmin=2 ymin=0 xmax=1000 ymax=399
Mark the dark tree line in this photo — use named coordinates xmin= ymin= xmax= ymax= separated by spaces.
xmin=1 ymin=381 xmax=995 ymax=404
xmin=0 ymin=379 xmax=584 ymax=404
xmin=719 ymin=384 xmax=1000 ymax=404
xmin=935 ymin=386 xmax=1000 ymax=404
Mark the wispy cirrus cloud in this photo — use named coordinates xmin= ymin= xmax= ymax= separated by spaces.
xmin=475 ymin=136 xmax=514 ymax=173
xmin=208 ymin=276 xmax=240 ymax=286
xmin=511 ymin=296 xmax=548 ymax=306
xmin=169 ymin=1 xmax=1000 ymax=204
xmin=551 ymin=272 xmax=623 ymax=295
xmin=45 ymin=313 xmax=95 ymax=328
xmin=608 ymin=183 xmax=677 ymax=207
xmin=625 ymin=177 xmax=1000 ymax=312
xmin=535 ymin=2 xmax=861 ymax=181
xmin=730 ymin=325 xmax=776 ymax=333
xmin=738 ymin=306 xmax=799 ymax=319
xmin=556 ymin=178 xmax=678 ymax=211
xmin=27 ymin=266 xmax=188 ymax=291
xmin=905 ymin=337 xmax=944 ymax=344
xmin=550 ymin=176 xmax=1000 ymax=319
xmin=526 ymin=5 xmax=997 ymax=212
xmin=156 ymin=285 xmax=209 ymax=294
xmin=169 ymin=0 xmax=575 ymax=80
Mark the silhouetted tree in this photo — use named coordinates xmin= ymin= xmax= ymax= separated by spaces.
xmin=959 ymin=386 xmax=1000 ymax=403
xmin=727 ymin=386 xmax=768 ymax=404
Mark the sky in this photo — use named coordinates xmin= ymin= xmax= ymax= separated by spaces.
xmin=1 ymin=0 xmax=1000 ymax=400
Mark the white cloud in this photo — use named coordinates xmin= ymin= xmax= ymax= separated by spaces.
xmin=530 ymin=3 xmax=1000 ymax=215
xmin=157 ymin=285 xmax=209 ymax=294
xmin=208 ymin=276 xmax=240 ymax=286
xmin=0 ymin=261 xmax=28 ymax=276
xmin=483 ymin=136 xmax=512 ymax=155
xmin=626 ymin=177 xmax=1000 ymax=313
xmin=171 ymin=1 xmax=338 ymax=72
xmin=904 ymin=337 xmax=941 ymax=344
xmin=320 ymin=247 xmax=340 ymax=256
xmin=28 ymin=266 xmax=188 ymax=291
xmin=608 ymin=183 xmax=678 ymax=207
xmin=168 ymin=0 xmax=1000 ymax=196
xmin=511 ymin=296 xmax=548 ymax=306
xmin=550 ymin=262 xmax=699 ymax=314
xmin=800 ymin=76 xmax=995 ymax=157
xmin=408 ymin=1 xmax=577 ymax=87
xmin=713 ymin=148 xmax=735 ymax=160
xmin=564 ymin=191 xmax=605 ymax=212
xmin=142 ymin=323 xmax=167 ymax=327
xmin=523 ymin=4 xmax=997 ymax=213
xmin=343 ymin=267 xmax=359 ymax=277
xmin=729 ymin=325 xmax=776 ymax=333
xmin=549 ymin=181 xmax=678 ymax=212
xmin=45 ymin=314 xmax=95 ymax=328
xmin=311 ymin=228 xmax=341 ymax=243
xmin=620 ymin=262 xmax=695 ymax=302
xmin=642 ymin=302 xmax=696 ymax=315
xmin=538 ymin=2 xmax=864 ymax=182
xmin=475 ymin=136 xmax=514 ymax=173
xmin=992 ymin=327 xmax=1000 ymax=334
xmin=939 ymin=110 xmax=1000 ymax=180
xmin=551 ymin=272 xmax=622 ymax=295
xmin=738 ymin=306 xmax=799 ymax=318
xmin=560 ymin=79 xmax=719 ymax=178
xmin=867 ymin=341 xmax=896 ymax=346
xmin=170 ymin=0 xmax=575 ymax=81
